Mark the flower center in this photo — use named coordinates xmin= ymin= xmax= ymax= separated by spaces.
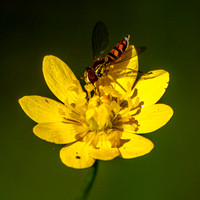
xmin=86 ymin=95 xmax=114 ymax=131
xmin=85 ymin=86 xmax=141 ymax=134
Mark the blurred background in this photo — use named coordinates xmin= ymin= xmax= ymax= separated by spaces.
xmin=1 ymin=0 xmax=200 ymax=199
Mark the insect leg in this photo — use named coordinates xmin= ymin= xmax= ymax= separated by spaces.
xmin=107 ymin=74 xmax=126 ymax=92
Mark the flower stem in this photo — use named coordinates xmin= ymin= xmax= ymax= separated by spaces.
xmin=76 ymin=161 xmax=99 ymax=200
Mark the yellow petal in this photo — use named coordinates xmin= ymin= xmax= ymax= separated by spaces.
xmin=19 ymin=95 xmax=69 ymax=123
xmin=89 ymin=132 xmax=119 ymax=160
xmin=134 ymin=70 xmax=169 ymax=106
xmin=60 ymin=141 xmax=95 ymax=169
xmin=119 ymin=133 xmax=154 ymax=159
xmin=97 ymin=45 xmax=138 ymax=95
xmin=33 ymin=122 xmax=88 ymax=144
xmin=43 ymin=55 xmax=83 ymax=104
xmin=134 ymin=103 xmax=173 ymax=134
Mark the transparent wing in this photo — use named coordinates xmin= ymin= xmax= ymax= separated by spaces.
xmin=136 ymin=46 xmax=147 ymax=55
xmin=107 ymin=46 xmax=147 ymax=80
xmin=92 ymin=21 xmax=109 ymax=60
xmin=113 ymin=46 xmax=147 ymax=65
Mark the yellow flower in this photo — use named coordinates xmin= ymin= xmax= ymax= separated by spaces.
xmin=19 ymin=54 xmax=173 ymax=169
xmin=95 ymin=45 xmax=139 ymax=95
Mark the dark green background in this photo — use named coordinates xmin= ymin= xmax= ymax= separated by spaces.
xmin=1 ymin=0 xmax=199 ymax=199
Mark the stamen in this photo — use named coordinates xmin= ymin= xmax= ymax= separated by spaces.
xmin=62 ymin=117 xmax=80 ymax=124
xmin=84 ymin=84 xmax=95 ymax=99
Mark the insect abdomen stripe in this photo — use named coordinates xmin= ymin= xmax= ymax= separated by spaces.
xmin=114 ymin=46 xmax=122 ymax=53
xmin=119 ymin=42 xmax=127 ymax=52
xmin=108 ymin=52 xmax=117 ymax=60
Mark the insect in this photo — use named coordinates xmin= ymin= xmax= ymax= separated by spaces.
xmin=82 ymin=21 xmax=146 ymax=89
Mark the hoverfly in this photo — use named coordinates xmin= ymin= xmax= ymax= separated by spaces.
xmin=82 ymin=21 xmax=146 ymax=92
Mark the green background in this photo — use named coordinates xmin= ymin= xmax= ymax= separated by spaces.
xmin=1 ymin=0 xmax=199 ymax=199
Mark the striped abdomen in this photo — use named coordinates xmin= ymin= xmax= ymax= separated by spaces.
xmin=105 ymin=35 xmax=130 ymax=64
xmin=84 ymin=35 xmax=130 ymax=84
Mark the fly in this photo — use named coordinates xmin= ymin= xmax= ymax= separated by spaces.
xmin=82 ymin=21 xmax=146 ymax=88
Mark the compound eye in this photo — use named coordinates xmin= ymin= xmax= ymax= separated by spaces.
xmin=88 ymin=69 xmax=98 ymax=83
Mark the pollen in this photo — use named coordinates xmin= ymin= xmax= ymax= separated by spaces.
xmin=86 ymin=95 xmax=113 ymax=131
